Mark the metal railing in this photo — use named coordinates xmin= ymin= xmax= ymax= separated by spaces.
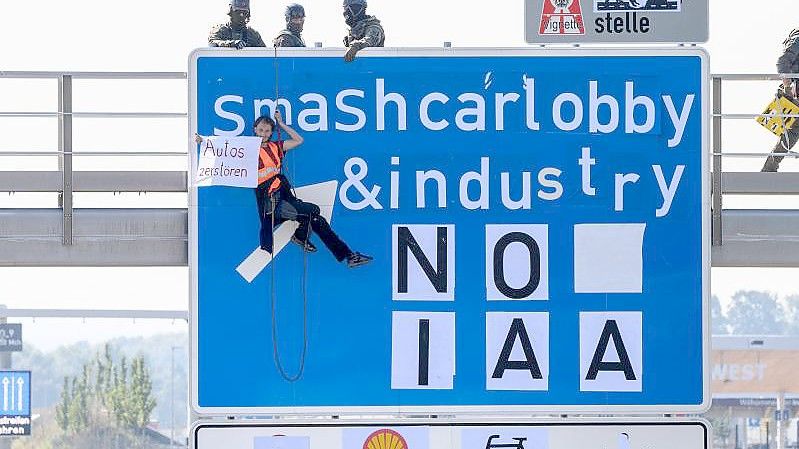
xmin=711 ymin=73 xmax=799 ymax=249
xmin=3 ymin=71 xmax=799 ymax=266
xmin=0 ymin=71 xmax=188 ymax=246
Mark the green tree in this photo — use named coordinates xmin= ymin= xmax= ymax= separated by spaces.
xmin=726 ymin=290 xmax=785 ymax=335
xmin=109 ymin=356 xmax=130 ymax=426
xmin=95 ymin=344 xmax=113 ymax=408
xmin=54 ymin=345 xmax=158 ymax=441
xmin=55 ymin=377 xmax=71 ymax=432
xmin=711 ymin=294 xmax=729 ymax=335
xmin=66 ymin=377 xmax=84 ymax=433
xmin=782 ymin=294 xmax=799 ymax=335
xmin=129 ymin=356 xmax=156 ymax=428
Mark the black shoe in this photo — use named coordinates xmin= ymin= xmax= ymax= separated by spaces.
xmin=346 ymin=252 xmax=373 ymax=268
xmin=290 ymin=235 xmax=317 ymax=253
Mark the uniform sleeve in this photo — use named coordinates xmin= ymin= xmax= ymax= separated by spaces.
xmin=351 ymin=24 xmax=384 ymax=48
xmin=273 ymin=34 xmax=290 ymax=48
xmin=249 ymin=30 xmax=267 ymax=47
xmin=777 ymin=39 xmax=799 ymax=76
xmin=209 ymin=25 xmax=237 ymax=47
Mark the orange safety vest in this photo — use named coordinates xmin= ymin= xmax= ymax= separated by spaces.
xmin=258 ymin=141 xmax=283 ymax=193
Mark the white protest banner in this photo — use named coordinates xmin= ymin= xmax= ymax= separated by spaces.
xmin=196 ymin=136 xmax=261 ymax=188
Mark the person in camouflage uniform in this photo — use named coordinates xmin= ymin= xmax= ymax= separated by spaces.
xmin=763 ymin=29 xmax=799 ymax=172
xmin=342 ymin=0 xmax=385 ymax=62
xmin=209 ymin=0 xmax=266 ymax=49
xmin=274 ymin=4 xmax=306 ymax=47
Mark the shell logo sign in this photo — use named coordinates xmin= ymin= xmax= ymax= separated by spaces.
xmin=363 ymin=429 xmax=408 ymax=449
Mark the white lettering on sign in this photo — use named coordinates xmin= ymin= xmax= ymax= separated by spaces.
xmin=337 ymin=154 xmax=682 ymax=218
xmin=392 ymin=224 xmax=455 ymax=301
xmin=212 ymin=79 xmax=696 ymax=147
xmin=485 ymin=224 xmax=549 ymax=301
xmin=391 ymin=312 xmax=456 ymax=390
xmin=486 ymin=313 xmax=550 ymax=391
xmin=580 ymin=312 xmax=643 ymax=392
xmin=712 ymin=363 xmax=766 ymax=382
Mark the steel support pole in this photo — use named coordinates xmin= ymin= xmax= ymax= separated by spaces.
xmin=712 ymin=76 xmax=723 ymax=246
xmin=171 ymin=346 xmax=177 ymax=447
xmin=778 ymin=392 xmax=786 ymax=449
xmin=0 ymin=306 xmax=11 ymax=449
xmin=58 ymin=75 xmax=74 ymax=245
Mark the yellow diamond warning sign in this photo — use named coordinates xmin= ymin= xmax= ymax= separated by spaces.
xmin=539 ymin=0 xmax=585 ymax=35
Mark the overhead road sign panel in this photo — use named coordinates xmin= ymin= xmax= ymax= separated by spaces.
xmin=525 ymin=0 xmax=708 ymax=44
xmin=0 ymin=324 xmax=22 ymax=352
xmin=189 ymin=48 xmax=709 ymax=415
xmin=0 ymin=371 xmax=31 ymax=437
xmin=193 ymin=419 xmax=709 ymax=449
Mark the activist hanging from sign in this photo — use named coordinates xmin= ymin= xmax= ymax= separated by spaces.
xmin=189 ymin=48 xmax=708 ymax=415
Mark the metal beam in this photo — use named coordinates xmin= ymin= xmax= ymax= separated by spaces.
xmin=0 ymin=208 xmax=798 ymax=267
xmin=722 ymin=172 xmax=799 ymax=195
xmin=0 ymin=171 xmax=187 ymax=192
xmin=0 ymin=308 xmax=187 ymax=320
xmin=713 ymin=335 xmax=799 ymax=350
xmin=0 ymin=209 xmax=187 ymax=266
xmin=0 ymin=71 xmax=185 ymax=79
xmin=713 ymin=209 xmax=799 ymax=267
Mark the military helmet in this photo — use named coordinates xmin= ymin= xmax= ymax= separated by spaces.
xmin=229 ymin=0 xmax=250 ymax=12
xmin=343 ymin=0 xmax=367 ymax=7
xmin=285 ymin=3 xmax=305 ymax=21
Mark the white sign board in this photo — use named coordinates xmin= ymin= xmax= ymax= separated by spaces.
xmin=195 ymin=135 xmax=261 ymax=188
xmin=194 ymin=420 xmax=709 ymax=449
xmin=524 ymin=0 xmax=708 ymax=44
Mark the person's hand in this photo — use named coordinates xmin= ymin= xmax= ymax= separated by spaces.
xmin=788 ymin=83 xmax=797 ymax=98
xmin=344 ymin=43 xmax=363 ymax=62
xmin=194 ymin=133 xmax=203 ymax=144
xmin=234 ymin=40 xmax=247 ymax=50
xmin=781 ymin=80 xmax=796 ymax=98
xmin=274 ymin=109 xmax=283 ymax=125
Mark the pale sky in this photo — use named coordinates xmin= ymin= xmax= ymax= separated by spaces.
xmin=1 ymin=0 xmax=799 ymax=350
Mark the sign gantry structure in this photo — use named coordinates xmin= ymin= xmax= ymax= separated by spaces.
xmin=188 ymin=46 xmax=709 ymax=448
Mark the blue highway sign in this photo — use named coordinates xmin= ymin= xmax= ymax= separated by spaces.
xmin=190 ymin=48 xmax=708 ymax=415
xmin=0 ymin=370 xmax=30 ymax=436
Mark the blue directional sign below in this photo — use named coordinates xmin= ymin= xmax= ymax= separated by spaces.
xmin=190 ymin=48 xmax=709 ymax=415
xmin=0 ymin=370 xmax=31 ymax=436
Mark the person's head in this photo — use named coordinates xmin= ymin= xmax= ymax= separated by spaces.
xmin=254 ymin=115 xmax=276 ymax=142
xmin=342 ymin=0 xmax=367 ymax=27
xmin=285 ymin=3 xmax=306 ymax=34
xmin=228 ymin=0 xmax=251 ymax=26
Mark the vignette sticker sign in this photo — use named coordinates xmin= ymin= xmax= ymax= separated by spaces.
xmin=189 ymin=48 xmax=708 ymax=415
xmin=526 ymin=0 xmax=708 ymax=44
